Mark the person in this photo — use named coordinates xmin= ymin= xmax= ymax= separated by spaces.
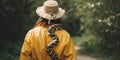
xmin=20 ymin=0 xmax=76 ymax=60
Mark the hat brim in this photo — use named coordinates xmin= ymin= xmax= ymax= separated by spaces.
xmin=36 ymin=6 xmax=65 ymax=20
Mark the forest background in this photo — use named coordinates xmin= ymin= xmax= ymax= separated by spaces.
xmin=0 ymin=0 xmax=120 ymax=60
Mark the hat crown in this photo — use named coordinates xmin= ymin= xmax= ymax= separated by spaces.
xmin=43 ymin=0 xmax=58 ymax=7
xmin=36 ymin=0 xmax=65 ymax=20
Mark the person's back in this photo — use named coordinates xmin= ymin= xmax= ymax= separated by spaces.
xmin=20 ymin=0 xmax=76 ymax=60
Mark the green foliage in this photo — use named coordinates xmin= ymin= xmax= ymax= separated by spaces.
xmin=0 ymin=0 xmax=35 ymax=40
xmin=79 ymin=34 xmax=105 ymax=55
xmin=57 ymin=0 xmax=81 ymax=36
xmin=0 ymin=0 xmax=37 ymax=59
xmin=77 ymin=0 xmax=120 ymax=59
xmin=0 ymin=40 xmax=22 ymax=60
xmin=93 ymin=0 xmax=120 ymax=56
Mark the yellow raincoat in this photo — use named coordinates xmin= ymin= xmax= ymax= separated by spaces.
xmin=20 ymin=26 xmax=76 ymax=60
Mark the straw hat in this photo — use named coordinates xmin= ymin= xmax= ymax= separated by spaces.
xmin=36 ymin=0 xmax=65 ymax=20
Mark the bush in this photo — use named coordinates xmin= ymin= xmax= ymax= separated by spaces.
xmin=79 ymin=33 xmax=102 ymax=53
xmin=0 ymin=40 xmax=22 ymax=60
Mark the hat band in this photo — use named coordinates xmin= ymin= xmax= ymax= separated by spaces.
xmin=44 ymin=6 xmax=59 ymax=14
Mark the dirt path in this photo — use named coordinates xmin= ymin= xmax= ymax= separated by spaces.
xmin=75 ymin=46 xmax=98 ymax=60
xmin=77 ymin=54 xmax=97 ymax=60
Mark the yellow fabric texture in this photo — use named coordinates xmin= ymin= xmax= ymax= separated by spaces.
xmin=20 ymin=27 xmax=76 ymax=60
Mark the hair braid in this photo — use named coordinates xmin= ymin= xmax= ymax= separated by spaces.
xmin=46 ymin=24 xmax=63 ymax=60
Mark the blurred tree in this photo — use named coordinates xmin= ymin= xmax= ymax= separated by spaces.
xmin=93 ymin=0 xmax=120 ymax=55
xmin=56 ymin=0 xmax=81 ymax=36
xmin=0 ymin=0 xmax=37 ymax=59
xmin=77 ymin=0 xmax=120 ymax=58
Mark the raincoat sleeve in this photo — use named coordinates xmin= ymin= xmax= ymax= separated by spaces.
xmin=63 ymin=38 xmax=77 ymax=60
xmin=20 ymin=30 xmax=33 ymax=60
